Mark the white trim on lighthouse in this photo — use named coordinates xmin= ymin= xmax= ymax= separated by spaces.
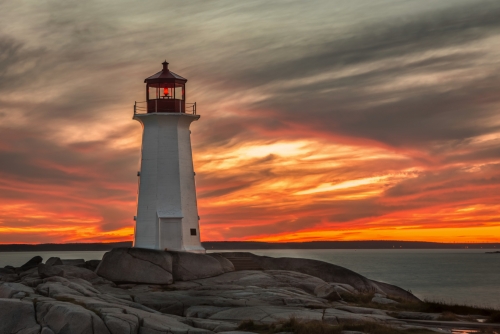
xmin=133 ymin=112 xmax=205 ymax=253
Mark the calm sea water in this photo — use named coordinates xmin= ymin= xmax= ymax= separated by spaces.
xmin=1 ymin=249 xmax=499 ymax=309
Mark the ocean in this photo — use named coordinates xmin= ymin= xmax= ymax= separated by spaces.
xmin=1 ymin=249 xmax=499 ymax=309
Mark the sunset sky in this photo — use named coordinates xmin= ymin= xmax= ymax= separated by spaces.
xmin=1 ymin=0 xmax=500 ymax=244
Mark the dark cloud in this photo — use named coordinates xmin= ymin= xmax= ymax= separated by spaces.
xmin=189 ymin=0 xmax=500 ymax=154
xmin=197 ymin=0 xmax=500 ymax=86
xmin=0 ymin=36 xmax=47 ymax=91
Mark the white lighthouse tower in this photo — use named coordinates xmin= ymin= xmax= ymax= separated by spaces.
xmin=132 ymin=61 xmax=205 ymax=253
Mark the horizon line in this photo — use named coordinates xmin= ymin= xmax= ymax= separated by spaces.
xmin=1 ymin=240 xmax=500 ymax=245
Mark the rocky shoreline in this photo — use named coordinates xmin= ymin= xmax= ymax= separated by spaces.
xmin=0 ymin=248 xmax=498 ymax=334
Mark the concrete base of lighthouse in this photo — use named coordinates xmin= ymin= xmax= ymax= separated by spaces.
xmin=133 ymin=113 xmax=205 ymax=253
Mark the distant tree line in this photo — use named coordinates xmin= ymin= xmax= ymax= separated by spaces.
xmin=0 ymin=240 xmax=498 ymax=252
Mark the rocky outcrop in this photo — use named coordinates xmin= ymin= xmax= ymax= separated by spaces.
xmin=0 ymin=250 xmax=448 ymax=334
xmin=36 ymin=300 xmax=111 ymax=334
xmin=370 ymin=279 xmax=417 ymax=301
xmin=0 ymin=299 xmax=40 ymax=334
xmin=131 ymin=270 xmax=331 ymax=316
xmin=19 ymin=256 xmax=43 ymax=272
xmin=44 ymin=257 xmax=100 ymax=271
xmin=393 ymin=311 xmax=441 ymax=320
xmin=336 ymin=305 xmax=388 ymax=315
xmin=36 ymin=276 xmax=101 ymax=298
xmin=95 ymin=248 xmax=235 ymax=285
xmin=172 ymin=251 xmax=235 ymax=281
xmin=0 ymin=282 xmax=34 ymax=298
xmin=45 ymin=257 xmax=63 ymax=266
xmin=38 ymin=264 xmax=64 ymax=278
xmin=60 ymin=259 xmax=85 ymax=266
xmin=96 ymin=247 xmax=174 ymax=284
xmin=218 ymin=252 xmax=419 ymax=302
xmin=372 ymin=295 xmax=399 ymax=305
xmin=38 ymin=264 xmax=98 ymax=280
xmin=188 ymin=269 xmax=328 ymax=297
xmin=314 ymin=282 xmax=342 ymax=301
xmin=85 ymin=259 xmax=101 ymax=271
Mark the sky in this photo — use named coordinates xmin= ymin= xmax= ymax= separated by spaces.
xmin=1 ymin=0 xmax=500 ymax=244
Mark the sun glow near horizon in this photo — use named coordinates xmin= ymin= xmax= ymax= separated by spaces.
xmin=194 ymin=137 xmax=500 ymax=243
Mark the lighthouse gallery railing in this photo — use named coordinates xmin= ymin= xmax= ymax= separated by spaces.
xmin=133 ymin=101 xmax=197 ymax=115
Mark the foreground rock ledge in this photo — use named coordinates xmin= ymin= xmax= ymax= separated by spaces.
xmin=96 ymin=248 xmax=236 ymax=284
xmin=1 ymin=248 xmax=477 ymax=334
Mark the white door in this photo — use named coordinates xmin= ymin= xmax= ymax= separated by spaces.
xmin=158 ymin=218 xmax=183 ymax=251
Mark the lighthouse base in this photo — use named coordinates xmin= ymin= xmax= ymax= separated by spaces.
xmin=180 ymin=245 xmax=206 ymax=253
xmin=158 ymin=217 xmax=206 ymax=253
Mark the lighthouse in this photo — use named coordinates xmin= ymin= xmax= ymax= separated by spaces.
xmin=132 ymin=61 xmax=205 ymax=253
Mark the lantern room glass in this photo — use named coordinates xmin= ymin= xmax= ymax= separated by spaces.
xmin=147 ymin=83 xmax=185 ymax=101
xmin=146 ymin=81 xmax=186 ymax=113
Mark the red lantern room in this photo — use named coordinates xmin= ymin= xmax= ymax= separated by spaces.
xmin=138 ymin=61 xmax=196 ymax=114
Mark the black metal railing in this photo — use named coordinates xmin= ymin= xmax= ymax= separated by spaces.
xmin=133 ymin=101 xmax=197 ymax=115
xmin=186 ymin=103 xmax=196 ymax=114
xmin=134 ymin=101 xmax=148 ymax=115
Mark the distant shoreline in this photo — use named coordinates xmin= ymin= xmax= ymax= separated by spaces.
xmin=0 ymin=240 xmax=499 ymax=252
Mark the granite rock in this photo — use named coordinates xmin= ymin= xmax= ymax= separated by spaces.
xmin=101 ymin=313 xmax=140 ymax=334
xmin=61 ymin=259 xmax=85 ymax=266
xmin=19 ymin=256 xmax=43 ymax=272
xmin=38 ymin=264 xmax=64 ymax=278
xmin=372 ymin=296 xmax=400 ymax=305
xmin=217 ymin=332 xmax=258 ymax=334
xmin=85 ymin=259 xmax=101 ymax=271
xmin=172 ymin=251 xmax=235 ymax=281
xmin=0 ymin=267 xmax=15 ymax=275
xmin=207 ymin=305 xmax=325 ymax=324
xmin=314 ymin=282 xmax=342 ymax=301
xmin=219 ymin=252 xmax=420 ymax=302
xmin=394 ymin=311 xmax=440 ymax=320
xmin=38 ymin=263 xmax=98 ymax=281
xmin=0 ymin=252 xmax=440 ymax=334
xmin=46 ymin=257 xmax=63 ymax=266
xmin=41 ymin=327 xmax=56 ymax=334
xmin=96 ymin=247 xmax=174 ymax=284
xmin=37 ymin=276 xmax=100 ymax=298
xmin=36 ymin=300 xmax=111 ymax=334
xmin=133 ymin=284 xmax=329 ymax=316
xmin=0 ymin=273 xmax=19 ymax=282
xmin=0 ymin=298 xmax=41 ymax=334
xmin=336 ymin=305 xmax=387 ymax=315
xmin=186 ymin=317 xmax=239 ymax=332
xmin=190 ymin=269 xmax=326 ymax=294
xmin=20 ymin=267 xmax=39 ymax=278
xmin=0 ymin=282 xmax=34 ymax=298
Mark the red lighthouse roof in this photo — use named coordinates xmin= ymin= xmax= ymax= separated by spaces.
xmin=144 ymin=61 xmax=187 ymax=83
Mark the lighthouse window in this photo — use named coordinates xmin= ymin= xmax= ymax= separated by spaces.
xmin=174 ymin=86 xmax=184 ymax=100
xmin=190 ymin=228 xmax=197 ymax=236
xmin=148 ymin=86 xmax=159 ymax=99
